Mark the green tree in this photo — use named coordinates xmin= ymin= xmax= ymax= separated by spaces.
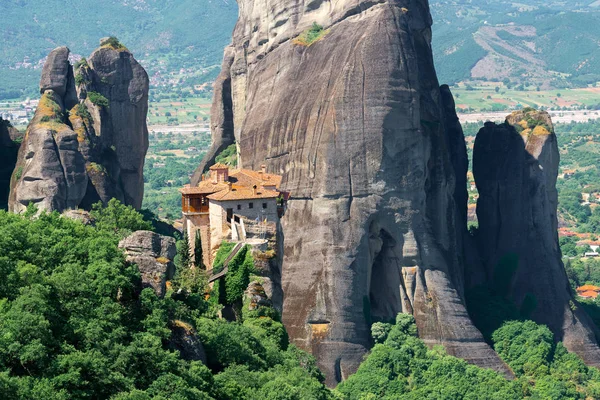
xmin=90 ymin=198 xmax=153 ymax=235
xmin=194 ymin=230 xmax=204 ymax=269
xmin=177 ymin=232 xmax=192 ymax=270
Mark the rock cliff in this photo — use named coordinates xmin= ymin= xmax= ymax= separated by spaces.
xmin=0 ymin=118 xmax=22 ymax=210
xmin=9 ymin=40 xmax=148 ymax=213
xmin=472 ymin=109 xmax=600 ymax=367
xmin=201 ymin=0 xmax=510 ymax=384
xmin=118 ymin=230 xmax=177 ymax=298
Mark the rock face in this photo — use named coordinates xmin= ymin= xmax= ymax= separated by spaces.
xmin=0 ymin=118 xmax=22 ymax=210
xmin=473 ymin=110 xmax=600 ymax=367
xmin=245 ymin=280 xmax=273 ymax=311
xmin=190 ymin=46 xmax=235 ymax=185
xmin=118 ymin=230 xmax=176 ymax=297
xmin=201 ymin=0 xmax=510 ymax=385
xmin=169 ymin=321 xmax=207 ymax=364
xmin=9 ymin=42 xmax=148 ymax=213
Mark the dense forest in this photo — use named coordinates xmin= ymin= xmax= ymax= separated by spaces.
xmin=0 ymin=203 xmax=330 ymax=399
xmin=1 ymin=202 xmax=600 ymax=399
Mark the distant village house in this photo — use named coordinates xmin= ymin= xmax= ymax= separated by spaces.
xmin=577 ymin=285 xmax=600 ymax=300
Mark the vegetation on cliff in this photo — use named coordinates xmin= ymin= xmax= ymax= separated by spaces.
xmin=214 ymin=143 xmax=238 ymax=168
xmin=293 ymin=23 xmax=328 ymax=46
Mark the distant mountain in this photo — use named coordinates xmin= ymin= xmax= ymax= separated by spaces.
xmin=431 ymin=0 xmax=600 ymax=87
xmin=0 ymin=0 xmax=238 ymax=98
xmin=2 ymin=0 xmax=600 ymax=99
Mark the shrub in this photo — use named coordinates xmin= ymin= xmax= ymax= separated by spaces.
xmin=224 ymin=245 xmax=255 ymax=304
xmin=214 ymin=143 xmax=238 ymax=167
xmin=87 ymin=91 xmax=109 ymax=108
xmin=74 ymin=57 xmax=88 ymax=69
xmin=100 ymin=36 xmax=127 ymax=51
xmin=14 ymin=166 xmax=23 ymax=180
xmin=77 ymin=103 xmax=92 ymax=121
xmin=90 ymin=198 xmax=153 ymax=235
xmin=293 ymin=22 xmax=328 ymax=46
xmin=74 ymin=73 xmax=85 ymax=86
xmin=212 ymin=242 xmax=236 ymax=273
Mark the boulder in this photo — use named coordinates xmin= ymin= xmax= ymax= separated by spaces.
xmin=169 ymin=320 xmax=207 ymax=363
xmin=118 ymin=230 xmax=176 ymax=297
xmin=245 ymin=280 xmax=273 ymax=310
xmin=62 ymin=209 xmax=94 ymax=225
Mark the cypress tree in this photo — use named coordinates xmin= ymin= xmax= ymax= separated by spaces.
xmin=177 ymin=231 xmax=192 ymax=270
xmin=194 ymin=230 xmax=204 ymax=269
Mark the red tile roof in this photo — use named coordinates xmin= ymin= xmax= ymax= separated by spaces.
xmin=179 ymin=182 xmax=229 ymax=195
xmin=579 ymin=290 xmax=599 ymax=299
xmin=209 ymin=163 xmax=230 ymax=170
xmin=207 ymin=185 xmax=279 ymax=201
xmin=181 ymin=165 xmax=285 ymax=202
xmin=229 ymin=169 xmax=282 ymax=190
xmin=577 ymin=285 xmax=600 ymax=293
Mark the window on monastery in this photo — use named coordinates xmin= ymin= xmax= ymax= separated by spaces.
xmin=249 ymin=203 xmax=254 ymax=209
xmin=262 ymin=203 xmax=267 ymax=209
xmin=237 ymin=204 xmax=241 ymax=210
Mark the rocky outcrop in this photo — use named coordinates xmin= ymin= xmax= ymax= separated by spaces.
xmin=0 ymin=118 xmax=22 ymax=210
xmin=245 ymin=280 xmax=273 ymax=311
xmin=473 ymin=109 xmax=600 ymax=367
xmin=62 ymin=209 xmax=94 ymax=225
xmin=201 ymin=0 xmax=509 ymax=385
xmin=118 ymin=230 xmax=176 ymax=297
xmin=9 ymin=41 xmax=148 ymax=213
xmin=169 ymin=320 xmax=207 ymax=363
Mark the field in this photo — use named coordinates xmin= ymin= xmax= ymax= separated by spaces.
xmin=451 ymin=82 xmax=600 ymax=113
xmin=147 ymin=96 xmax=212 ymax=125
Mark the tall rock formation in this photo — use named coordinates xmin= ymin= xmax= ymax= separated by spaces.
xmin=200 ymin=0 xmax=509 ymax=385
xmin=9 ymin=40 xmax=148 ymax=213
xmin=473 ymin=109 xmax=600 ymax=367
xmin=0 ymin=118 xmax=22 ymax=210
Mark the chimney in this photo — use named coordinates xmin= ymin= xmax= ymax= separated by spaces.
xmin=253 ymin=184 xmax=257 ymax=195
xmin=261 ymin=164 xmax=266 ymax=175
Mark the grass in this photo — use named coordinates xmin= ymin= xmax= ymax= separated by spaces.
xmin=14 ymin=166 xmax=23 ymax=181
xmin=293 ymin=22 xmax=329 ymax=46
xmin=215 ymin=143 xmax=237 ymax=167
xmin=87 ymin=92 xmax=109 ymax=108
xmin=100 ymin=36 xmax=129 ymax=52
xmin=87 ymin=162 xmax=107 ymax=174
